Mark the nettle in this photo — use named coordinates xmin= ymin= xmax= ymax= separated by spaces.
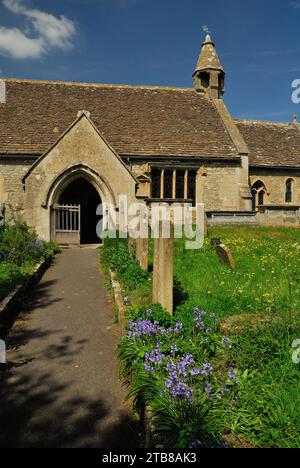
xmin=119 ymin=306 xmax=238 ymax=448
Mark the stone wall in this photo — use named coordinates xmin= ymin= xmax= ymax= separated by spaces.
xmin=131 ymin=157 xmax=252 ymax=212
xmin=198 ymin=159 xmax=252 ymax=212
xmin=257 ymin=206 xmax=300 ymax=226
xmin=0 ymin=157 xmax=34 ymax=220
xmin=24 ymin=114 xmax=138 ymax=241
xmin=250 ymin=169 xmax=300 ymax=206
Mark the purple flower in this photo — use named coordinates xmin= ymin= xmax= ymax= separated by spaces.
xmin=128 ymin=318 xmax=161 ymax=339
xmin=206 ymin=327 xmax=212 ymax=334
xmin=202 ymin=362 xmax=213 ymax=376
xmin=146 ymin=309 xmax=152 ymax=317
xmin=174 ymin=322 xmax=183 ymax=333
xmin=144 ymin=362 xmax=154 ymax=373
xmin=190 ymin=368 xmax=202 ymax=376
xmin=145 ymin=346 xmax=165 ymax=366
xmin=194 ymin=308 xmax=207 ymax=330
xmin=189 ymin=439 xmax=203 ymax=448
xmin=221 ymin=337 xmax=230 ymax=346
xmin=170 ymin=344 xmax=177 ymax=357
xmin=32 ymin=239 xmax=44 ymax=251
xmin=228 ymin=367 xmax=238 ymax=383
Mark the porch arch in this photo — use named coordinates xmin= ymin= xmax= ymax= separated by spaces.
xmin=43 ymin=164 xmax=117 ymax=209
xmin=44 ymin=164 xmax=117 ymax=244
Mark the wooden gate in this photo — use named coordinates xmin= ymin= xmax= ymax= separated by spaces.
xmin=54 ymin=204 xmax=81 ymax=245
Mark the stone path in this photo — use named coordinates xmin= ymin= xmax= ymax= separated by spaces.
xmin=0 ymin=247 xmax=141 ymax=448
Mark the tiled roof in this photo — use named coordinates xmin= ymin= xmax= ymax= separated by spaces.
xmin=236 ymin=119 xmax=300 ymax=168
xmin=0 ymin=79 xmax=239 ymax=158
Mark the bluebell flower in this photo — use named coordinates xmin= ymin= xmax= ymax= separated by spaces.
xmin=228 ymin=367 xmax=238 ymax=383
xmin=221 ymin=337 xmax=230 ymax=346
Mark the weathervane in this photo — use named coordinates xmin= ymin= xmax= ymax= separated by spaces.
xmin=202 ymin=25 xmax=210 ymax=35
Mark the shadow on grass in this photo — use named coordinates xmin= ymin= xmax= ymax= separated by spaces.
xmin=173 ymin=277 xmax=189 ymax=309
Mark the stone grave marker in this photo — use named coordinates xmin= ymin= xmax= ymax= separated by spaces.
xmin=215 ymin=243 xmax=236 ymax=270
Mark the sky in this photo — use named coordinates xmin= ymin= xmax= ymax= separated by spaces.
xmin=0 ymin=0 xmax=299 ymax=121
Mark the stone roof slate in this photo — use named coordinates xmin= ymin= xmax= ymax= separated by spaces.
xmin=235 ymin=119 xmax=300 ymax=168
xmin=0 ymin=79 xmax=239 ymax=158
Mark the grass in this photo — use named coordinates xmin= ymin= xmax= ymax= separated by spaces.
xmin=100 ymin=226 xmax=300 ymax=448
xmin=174 ymin=226 xmax=300 ymax=320
xmin=174 ymin=226 xmax=300 ymax=447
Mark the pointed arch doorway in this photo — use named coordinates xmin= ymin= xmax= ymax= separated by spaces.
xmin=55 ymin=177 xmax=102 ymax=245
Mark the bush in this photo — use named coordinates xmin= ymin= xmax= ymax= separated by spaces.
xmin=100 ymin=237 xmax=150 ymax=290
xmin=0 ymin=222 xmax=58 ymax=266
xmin=0 ymin=222 xmax=59 ymax=301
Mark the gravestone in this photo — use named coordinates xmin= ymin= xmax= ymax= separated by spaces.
xmin=215 ymin=243 xmax=236 ymax=270
xmin=128 ymin=220 xmax=149 ymax=272
xmin=153 ymin=221 xmax=174 ymax=315
xmin=135 ymin=237 xmax=149 ymax=272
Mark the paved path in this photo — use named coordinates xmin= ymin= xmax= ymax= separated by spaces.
xmin=0 ymin=248 xmax=140 ymax=448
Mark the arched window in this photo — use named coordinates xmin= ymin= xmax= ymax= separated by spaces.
xmin=285 ymin=179 xmax=293 ymax=203
xmin=251 ymin=180 xmax=267 ymax=211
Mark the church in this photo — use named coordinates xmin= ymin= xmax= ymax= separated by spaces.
xmin=0 ymin=33 xmax=299 ymax=244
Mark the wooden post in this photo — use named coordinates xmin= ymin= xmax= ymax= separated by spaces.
xmin=153 ymin=221 xmax=174 ymax=314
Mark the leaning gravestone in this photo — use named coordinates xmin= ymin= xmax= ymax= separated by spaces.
xmin=215 ymin=243 xmax=236 ymax=270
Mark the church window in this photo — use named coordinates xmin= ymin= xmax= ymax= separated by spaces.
xmin=285 ymin=179 xmax=293 ymax=203
xmin=251 ymin=180 xmax=267 ymax=210
xmin=151 ymin=169 xmax=161 ymax=198
xmin=151 ymin=168 xmax=196 ymax=205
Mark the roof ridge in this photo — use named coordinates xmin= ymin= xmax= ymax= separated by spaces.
xmin=1 ymin=77 xmax=193 ymax=92
xmin=234 ymin=118 xmax=294 ymax=126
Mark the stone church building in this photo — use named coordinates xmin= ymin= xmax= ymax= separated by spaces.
xmin=0 ymin=34 xmax=299 ymax=243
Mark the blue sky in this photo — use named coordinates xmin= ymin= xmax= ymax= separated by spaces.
xmin=0 ymin=0 xmax=299 ymax=121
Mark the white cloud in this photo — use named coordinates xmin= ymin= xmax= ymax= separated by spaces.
xmin=0 ymin=0 xmax=76 ymax=60
xmin=290 ymin=1 xmax=300 ymax=8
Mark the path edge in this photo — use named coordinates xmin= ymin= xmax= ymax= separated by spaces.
xmin=108 ymin=268 xmax=157 ymax=448
xmin=0 ymin=257 xmax=53 ymax=323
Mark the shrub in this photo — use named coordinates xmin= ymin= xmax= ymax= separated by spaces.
xmin=100 ymin=237 xmax=150 ymax=290
xmin=0 ymin=222 xmax=59 ymax=301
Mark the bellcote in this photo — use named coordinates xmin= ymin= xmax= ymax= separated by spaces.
xmin=193 ymin=34 xmax=225 ymax=99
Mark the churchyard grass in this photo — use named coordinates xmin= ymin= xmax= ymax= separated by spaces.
xmin=100 ymin=226 xmax=300 ymax=448
xmin=174 ymin=226 xmax=300 ymax=320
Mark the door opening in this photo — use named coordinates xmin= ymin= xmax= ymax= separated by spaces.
xmin=57 ymin=178 xmax=102 ymax=244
